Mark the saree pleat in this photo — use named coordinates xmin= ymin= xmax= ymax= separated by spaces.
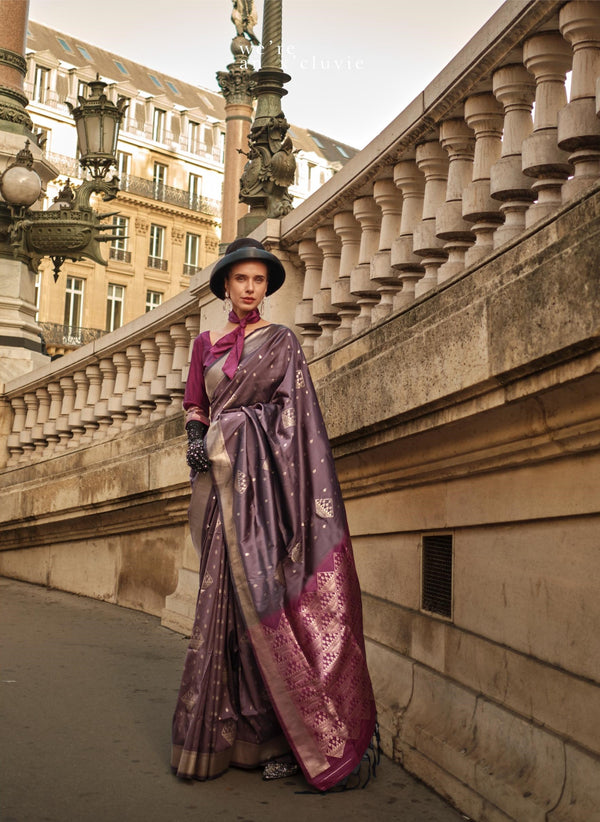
xmin=172 ymin=325 xmax=376 ymax=790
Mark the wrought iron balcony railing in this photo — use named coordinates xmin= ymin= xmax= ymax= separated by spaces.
xmin=39 ymin=322 xmax=105 ymax=348
xmin=119 ymin=174 xmax=221 ymax=216
xmin=148 ymin=256 xmax=168 ymax=271
xmin=183 ymin=263 xmax=202 ymax=277
xmin=109 ymin=247 xmax=132 ymax=263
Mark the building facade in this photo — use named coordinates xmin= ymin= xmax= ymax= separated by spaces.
xmin=24 ymin=21 xmax=357 ymax=356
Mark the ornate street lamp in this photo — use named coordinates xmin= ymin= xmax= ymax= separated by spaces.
xmin=0 ymin=77 xmax=126 ymax=279
xmin=68 ymin=76 xmax=128 ymax=180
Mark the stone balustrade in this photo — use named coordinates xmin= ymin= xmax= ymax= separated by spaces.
xmin=5 ymin=0 xmax=600 ymax=466
xmin=280 ymin=0 xmax=600 ymax=354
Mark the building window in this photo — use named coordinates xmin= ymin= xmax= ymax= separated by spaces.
xmin=34 ymin=270 xmax=41 ymax=321
xmin=184 ymin=233 xmax=200 ymax=276
xmin=64 ymin=276 xmax=84 ymax=329
xmin=33 ymin=126 xmax=49 ymax=151
xmin=421 ymin=534 xmax=453 ymax=619
xmin=307 ymin=162 xmax=317 ymax=191
xmin=152 ymin=108 xmax=166 ymax=142
xmin=106 ymin=283 xmax=125 ymax=332
xmin=146 ymin=290 xmax=163 ymax=312
xmin=188 ymin=121 xmax=201 ymax=153
xmin=153 ymin=162 xmax=167 ymax=198
xmin=117 ymin=96 xmax=130 ymax=131
xmin=109 ymin=216 xmax=130 ymax=263
xmin=32 ymin=65 xmax=49 ymax=103
xmin=77 ymin=79 xmax=89 ymax=99
xmin=116 ymin=151 xmax=131 ymax=178
xmin=77 ymin=45 xmax=92 ymax=61
xmin=218 ymin=131 xmax=226 ymax=163
xmin=148 ymin=224 xmax=167 ymax=270
xmin=188 ymin=173 xmax=203 ymax=209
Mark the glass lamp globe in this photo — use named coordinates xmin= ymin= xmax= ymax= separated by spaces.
xmin=0 ymin=163 xmax=42 ymax=207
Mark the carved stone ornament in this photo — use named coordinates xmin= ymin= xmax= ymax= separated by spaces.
xmin=0 ymin=48 xmax=27 ymax=76
xmin=135 ymin=218 xmax=149 ymax=235
xmin=172 ymin=228 xmax=185 ymax=245
xmin=216 ymin=63 xmax=256 ymax=105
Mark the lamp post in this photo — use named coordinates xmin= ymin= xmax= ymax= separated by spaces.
xmin=0 ymin=64 xmax=125 ymax=380
xmin=237 ymin=0 xmax=296 ymax=236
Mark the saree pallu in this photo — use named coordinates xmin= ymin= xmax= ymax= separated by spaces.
xmin=172 ymin=325 xmax=376 ymax=791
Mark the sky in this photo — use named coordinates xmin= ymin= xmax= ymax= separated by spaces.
xmin=27 ymin=0 xmax=506 ymax=149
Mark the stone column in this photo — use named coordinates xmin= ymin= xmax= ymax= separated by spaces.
xmin=67 ymin=369 xmax=89 ymax=449
xmin=522 ymin=23 xmax=573 ymax=226
xmin=350 ymin=196 xmax=382 ymax=334
xmin=462 ymin=93 xmax=504 ymax=266
xmin=331 ymin=211 xmax=361 ymax=344
xmin=558 ymin=0 xmax=600 ymax=201
xmin=391 ymin=158 xmax=425 ymax=308
xmin=32 ymin=385 xmax=50 ymax=455
xmin=294 ymin=238 xmax=323 ymax=357
xmin=436 ymin=118 xmax=476 ymax=283
xmin=490 ymin=58 xmax=536 ymax=247
xmin=313 ymin=226 xmax=341 ymax=354
xmin=0 ymin=0 xmax=51 ymax=382
xmin=412 ymin=138 xmax=449 ymax=295
xmin=371 ymin=178 xmax=404 ymax=322
xmin=217 ymin=38 xmax=256 ymax=246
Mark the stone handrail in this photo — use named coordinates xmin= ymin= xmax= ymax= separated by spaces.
xmin=3 ymin=0 xmax=600 ymax=467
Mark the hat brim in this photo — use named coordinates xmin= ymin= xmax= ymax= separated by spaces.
xmin=209 ymin=246 xmax=286 ymax=299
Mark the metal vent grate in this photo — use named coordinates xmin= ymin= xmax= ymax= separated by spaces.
xmin=422 ymin=534 xmax=453 ymax=618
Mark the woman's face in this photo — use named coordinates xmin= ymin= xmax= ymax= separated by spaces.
xmin=225 ymin=260 xmax=269 ymax=318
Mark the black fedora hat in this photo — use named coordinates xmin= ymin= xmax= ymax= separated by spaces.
xmin=209 ymin=238 xmax=286 ymax=300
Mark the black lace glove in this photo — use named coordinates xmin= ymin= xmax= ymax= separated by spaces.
xmin=186 ymin=420 xmax=211 ymax=473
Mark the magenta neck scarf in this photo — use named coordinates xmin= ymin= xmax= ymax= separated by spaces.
xmin=211 ymin=308 xmax=261 ymax=379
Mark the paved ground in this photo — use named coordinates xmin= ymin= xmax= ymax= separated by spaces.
xmin=0 ymin=578 xmax=466 ymax=822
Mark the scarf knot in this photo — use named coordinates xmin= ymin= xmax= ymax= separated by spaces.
xmin=211 ymin=308 xmax=261 ymax=379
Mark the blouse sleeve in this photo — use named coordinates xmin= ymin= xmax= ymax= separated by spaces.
xmin=183 ymin=334 xmax=210 ymax=425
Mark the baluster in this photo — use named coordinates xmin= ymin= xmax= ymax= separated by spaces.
xmin=42 ymin=382 xmax=63 ymax=456
xmin=135 ymin=339 xmax=159 ymax=425
xmin=462 ymin=92 xmax=505 ymax=265
xmin=313 ymin=226 xmax=342 ymax=354
xmin=490 ymin=55 xmax=536 ymax=247
xmin=166 ymin=323 xmax=190 ymax=411
xmin=107 ymin=353 xmax=130 ymax=432
xmin=92 ymin=358 xmax=117 ymax=440
xmin=151 ymin=331 xmax=175 ymax=420
xmin=19 ymin=392 xmax=38 ymax=462
xmin=67 ymin=370 xmax=89 ymax=449
xmin=54 ymin=376 xmax=76 ymax=452
xmin=371 ymin=178 xmax=404 ymax=322
xmin=558 ymin=0 xmax=600 ymax=201
xmin=391 ymin=158 xmax=425 ymax=308
xmin=436 ymin=118 xmax=476 ymax=282
xmin=413 ymin=138 xmax=449 ymax=295
xmin=331 ymin=210 xmax=361 ymax=343
xmin=294 ymin=239 xmax=323 ymax=357
xmin=79 ymin=364 xmax=103 ymax=445
xmin=350 ymin=196 xmax=382 ymax=334
xmin=32 ymin=387 xmax=51 ymax=456
xmin=182 ymin=315 xmax=200 ymax=384
xmin=121 ymin=345 xmax=144 ymax=430
xmin=522 ymin=23 xmax=572 ymax=225
xmin=7 ymin=396 xmax=26 ymax=465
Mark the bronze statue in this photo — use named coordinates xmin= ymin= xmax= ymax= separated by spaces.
xmin=231 ymin=0 xmax=260 ymax=46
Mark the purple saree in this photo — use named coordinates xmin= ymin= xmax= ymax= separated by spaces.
xmin=171 ymin=324 xmax=376 ymax=791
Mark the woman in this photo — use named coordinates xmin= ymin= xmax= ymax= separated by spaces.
xmin=171 ymin=238 xmax=377 ymax=791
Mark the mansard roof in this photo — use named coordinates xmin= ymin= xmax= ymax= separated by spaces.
xmin=26 ymin=20 xmax=358 ymax=162
xmin=27 ymin=20 xmax=226 ymax=121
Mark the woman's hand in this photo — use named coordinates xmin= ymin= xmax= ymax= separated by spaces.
xmin=186 ymin=420 xmax=211 ymax=473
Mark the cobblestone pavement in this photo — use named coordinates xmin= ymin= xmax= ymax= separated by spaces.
xmin=0 ymin=578 xmax=466 ymax=822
